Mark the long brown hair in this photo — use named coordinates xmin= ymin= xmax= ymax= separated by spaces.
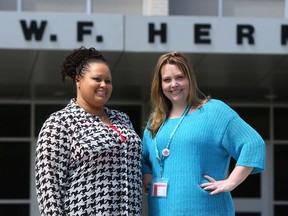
xmin=148 ymin=52 xmax=209 ymax=137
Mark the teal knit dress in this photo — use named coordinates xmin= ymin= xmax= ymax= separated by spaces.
xmin=142 ymin=99 xmax=266 ymax=216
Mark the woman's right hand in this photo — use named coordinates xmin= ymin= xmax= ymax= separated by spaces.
xmin=142 ymin=174 xmax=153 ymax=195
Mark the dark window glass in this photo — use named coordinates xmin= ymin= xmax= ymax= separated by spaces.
xmin=108 ymin=105 xmax=142 ymax=136
xmin=274 ymin=205 xmax=288 ymax=216
xmin=0 ymin=104 xmax=30 ymax=137
xmin=170 ymin=0 xmax=218 ymax=16
xmin=230 ymin=158 xmax=261 ymax=198
xmin=35 ymin=104 xmax=65 ymax=136
xmin=236 ymin=213 xmax=260 ymax=216
xmin=0 ymin=204 xmax=29 ymax=216
xmin=232 ymin=107 xmax=269 ymax=140
xmin=274 ymin=108 xmax=288 ymax=139
xmin=0 ymin=0 xmax=17 ymax=11
xmin=274 ymin=145 xmax=288 ymax=200
xmin=235 ymin=212 xmax=261 ymax=216
xmin=0 ymin=142 xmax=30 ymax=198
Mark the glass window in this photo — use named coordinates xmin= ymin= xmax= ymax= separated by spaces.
xmin=236 ymin=213 xmax=260 ymax=216
xmin=274 ymin=144 xmax=288 ymax=201
xmin=35 ymin=104 xmax=65 ymax=136
xmin=274 ymin=107 xmax=288 ymax=140
xmin=223 ymin=0 xmax=284 ymax=18
xmin=21 ymin=0 xmax=143 ymax=14
xmin=0 ymin=0 xmax=16 ymax=11
xmin=22 ymin=0 xmax=85 ymax=12
xmin=0 ymin=142 xmax=30 ymax=199
xmin=230 ymin=158 xmax=261 ymax=198
xmin=93 ymin=0 xmax=142 ymax=15
xmin=0 ymin=104 xmax=30 ymax=137
xmin=0 ymin=204 xmax=29 ymax=216
xmin=170 ymin=0 xmax=218 ymax=16
xmin=274 ymin=205 xmax=288 ymax=216
xmin=232 ymin=107 xmax=269 ymax=140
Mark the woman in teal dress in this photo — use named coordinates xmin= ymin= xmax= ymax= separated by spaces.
xmin=142 ymin=52 xmax=266 ymax=216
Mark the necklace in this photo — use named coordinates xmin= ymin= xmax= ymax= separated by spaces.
xmin=100 ymin=109 xmax=106 ymax=120
xmin=95 ymin=109 xmax=106 ymax=120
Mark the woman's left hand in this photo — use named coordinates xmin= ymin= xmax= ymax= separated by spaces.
xmin=200 ymin=175 xmax=237 ymax=195
xmin=200 ymin=166 xmax=253 ymax=195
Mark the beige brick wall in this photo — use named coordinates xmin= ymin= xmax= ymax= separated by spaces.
xmin=144 ymin=0 xmax=168 ymax=16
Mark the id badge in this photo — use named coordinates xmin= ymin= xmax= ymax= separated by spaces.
xmin=151 ymin=178 xmax=169 ymax=198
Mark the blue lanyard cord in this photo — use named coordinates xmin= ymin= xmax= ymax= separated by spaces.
xmin=154 ymin=105 xmax=191 ymax=177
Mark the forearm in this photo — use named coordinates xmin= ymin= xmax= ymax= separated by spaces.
xmin=227 ymin=165 xmax=253 ymax=189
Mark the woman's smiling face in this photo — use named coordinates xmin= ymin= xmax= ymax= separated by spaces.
xmin=76 ymin=62 xmax=113 ymax=111
xmin=161 ymin=63 xmax=189 ymax=106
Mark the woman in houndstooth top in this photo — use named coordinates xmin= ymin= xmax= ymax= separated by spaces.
xmin=35 ymin=46 xmax=142 ymax=216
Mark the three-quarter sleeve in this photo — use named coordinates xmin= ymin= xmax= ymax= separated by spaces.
xmin=222 ymin=114 xmax=266 ymax=174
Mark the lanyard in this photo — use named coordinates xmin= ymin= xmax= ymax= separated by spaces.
xmin=154 ymin=105 xmax=191 ymax=178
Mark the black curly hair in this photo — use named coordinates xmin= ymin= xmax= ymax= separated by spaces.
xmin=61 ymin=46 xmax=108 ymax=83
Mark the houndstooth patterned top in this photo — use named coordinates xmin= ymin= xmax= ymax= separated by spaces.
xmin=35 ymin=99 xmax=142 ymax=216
